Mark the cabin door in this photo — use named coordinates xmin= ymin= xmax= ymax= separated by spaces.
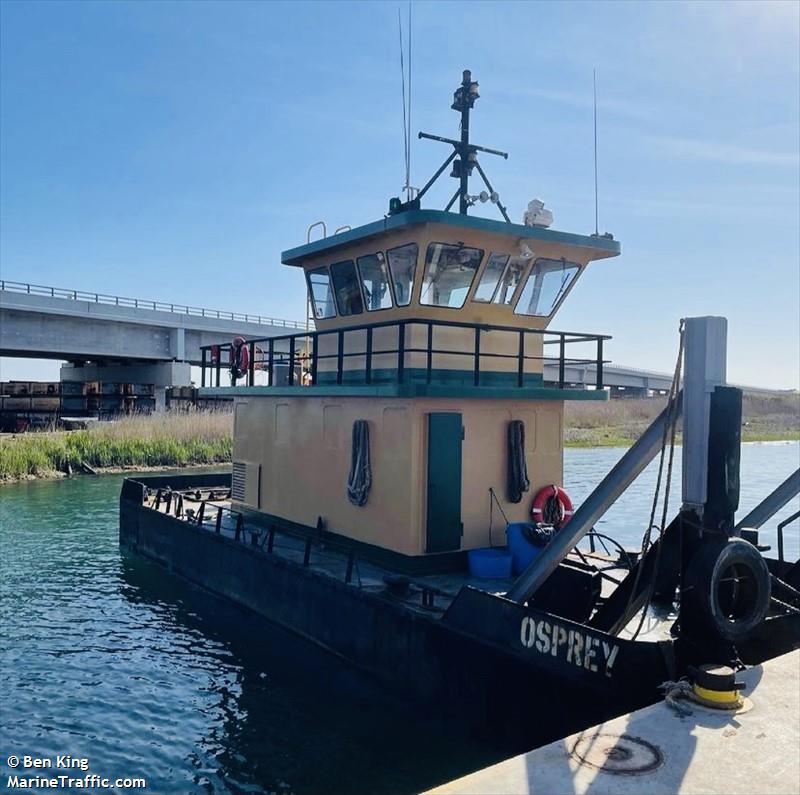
xmin=426 ymin=412 xmax=463 ymax=553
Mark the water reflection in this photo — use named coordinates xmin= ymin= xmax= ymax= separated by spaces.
xmin=118 ymin=553 xmax=500 ymax=795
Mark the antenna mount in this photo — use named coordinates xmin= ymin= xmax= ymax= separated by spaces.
xmin=388 ymin=69 xmax=511 ymax=223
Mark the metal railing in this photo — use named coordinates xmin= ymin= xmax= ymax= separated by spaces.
xmin=0 ymin=279 xmax=307 ymax=329
xmin=199 ymin=318 xmax=610 ymax=391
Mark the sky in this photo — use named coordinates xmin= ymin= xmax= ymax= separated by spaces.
xmin=1 ymin=0 xmax=798 ymax=388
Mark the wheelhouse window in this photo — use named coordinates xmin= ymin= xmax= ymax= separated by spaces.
xmin=472 ymin=254 xmax=529 ymax=304
xmin=420 ymin=243 xmax=484 ymax=309
xmin=307 ymin=267 xmax=336 ymax=319
xmin=473 ymin=253 xmax=508 ymax=302
xmin=330 ymin=260 xmax=364 ymax=316
xmin=514 ymin=258 xmax=579 ymax=317
xmin=356 ymin=252 xmax=393 ymax=311
xmin=495 ymin=257 xmax=528 ymax=305
xmin=386 ymin=243 xmax=418 ymax=307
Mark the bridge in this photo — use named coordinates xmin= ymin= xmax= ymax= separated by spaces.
xmin=0 ymin=280 xmax=305 ymax=408
xmin=0 ymin=280 xmax=788 ymax=409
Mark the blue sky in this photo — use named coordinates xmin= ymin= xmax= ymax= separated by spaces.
xmin=1 ymin=0 xmax=798 ymax=387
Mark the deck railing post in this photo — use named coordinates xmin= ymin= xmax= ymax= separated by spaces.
xmin=215 ymin=507 xmax=223 ymax=533
xmin=596 ymin=338 xmax=604 ymax=390
xmin=474 ymin=327 xmax=481 ymax=386
xmin=215 ymin=355 xmax=221 ymax=388
xmin=311 ymin=334 xmax=318 ymax=385
xmin=201 ymin=349 xmax=207 ymax=388
xmin=337 ymin=330 xmax=344 ymax=385
xmin=427 ymin=323 xmax=434 ymax=383
xmin=289 ymin=336 xmax=296 ymax=386
xmin=397 ymin=322 xmax=406 ymax=383
xmin=559 ymin=335 xmax=566 ymax=389
xmin=268 ymin=339 xmax=275 ymax=386
xmin=197 ymin=501 xmax=205 ymax=526
xmin=365 ymin=326 xmax=373 ymax=384
xmin=248 ymin=342 xmax=255 ymax=387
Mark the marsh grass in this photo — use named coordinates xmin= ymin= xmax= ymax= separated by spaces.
xmin=565 ymin=393 xmax=800 ymax=447
xmin=0 ymin=410 xmax=233 ymax=481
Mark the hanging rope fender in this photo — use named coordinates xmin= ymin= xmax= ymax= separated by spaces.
xmin=531 ymin=484 xmax=574 ymax=529
xmin=229 ymin=336 xmax=250 ymax=382
xmin=507 ymin=420 xmax=530 ymax=503
xmin=347 ymin=420 xmax=372 ymax=507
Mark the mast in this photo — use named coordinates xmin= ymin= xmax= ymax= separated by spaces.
xmin=455 ymin=69 xmax=476 ymax=215
xmin=389 ymin=69 xmax=510 ymax=222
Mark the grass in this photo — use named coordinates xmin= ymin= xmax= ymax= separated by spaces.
xmin=564 ymin=393 xmax=800 ymax=447
xmin=0 ymin=410 xmax=233 ymax=482
xmin=1 ymin=393 xmax=797 ymax=481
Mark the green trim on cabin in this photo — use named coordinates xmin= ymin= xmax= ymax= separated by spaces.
xmin=281 ymin=209 xmax=621 ymax=266
xmin=316 ymin=368 xmax=545 ymax=387
xmin=199 ymin=383 xmax=608 ymax=401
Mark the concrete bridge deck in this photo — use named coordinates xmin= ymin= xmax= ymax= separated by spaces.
xmin=0 ymin=279 xmax=306 ymax=366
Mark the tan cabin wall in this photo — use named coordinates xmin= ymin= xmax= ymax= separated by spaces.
xmin=232 ymin=394 xmax=564 ymax=557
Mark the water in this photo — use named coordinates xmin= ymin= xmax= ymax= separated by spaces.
xmin=567 ymin=441 xmax=800 ymax=562
xmin=1 ymin=443 xmax=798 ymax=795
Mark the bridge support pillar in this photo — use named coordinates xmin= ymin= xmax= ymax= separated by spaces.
xmin=60 ymin=361 xmax=192 ymax=412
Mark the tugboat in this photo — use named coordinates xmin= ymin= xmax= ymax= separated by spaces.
xmin=120 ymin=70 xmax=800 ymax=753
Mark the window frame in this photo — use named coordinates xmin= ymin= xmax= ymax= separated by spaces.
xmin=356 ymin=251 xmax=394 ymax=312
xmin=471 ymin=252 xmax=510 ymax=303
xmin=419 ymin=241 xmax=485 ymax=311
xmin=306 ymin=265 xmax=337 ymax=320
xmin=329 ymin=259 xmax=365 ymax=317
xmin=385 ymin=242 xmax=419 ymax=307
xmin=512 ymin=257 xmax=582 ymax=318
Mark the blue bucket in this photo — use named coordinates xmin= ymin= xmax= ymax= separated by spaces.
xmin=507 ymin=522 xmax=548 ymax=575
xmin=468 ymin=547 xmax=513 ymax=579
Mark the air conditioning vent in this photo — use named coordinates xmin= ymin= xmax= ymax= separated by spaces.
xmin=232 ymin=462 xmax=247 ymax=502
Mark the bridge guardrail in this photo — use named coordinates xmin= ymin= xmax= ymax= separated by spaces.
xmin=0 ymin=279 xmax=307 ymax=330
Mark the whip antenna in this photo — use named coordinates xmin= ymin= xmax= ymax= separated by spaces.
xmin=407 ymin=2 xmax=412 ymax=199
xmin=593 ymin=68 xmax=599 ymax=236
xmin=398 ymin=9 xmax=409 ymax=199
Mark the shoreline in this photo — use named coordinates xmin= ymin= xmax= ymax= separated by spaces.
xmin=2 ymin=396 xmax=797 ymax=485
xmin=1 ymin=461 xmax=232 ymax=485
xmin=2 ymin=434 xmax=796 ymax=486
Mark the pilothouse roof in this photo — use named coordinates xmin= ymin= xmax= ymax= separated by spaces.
xmin=281 ymin=209 xmax=620 ymax=267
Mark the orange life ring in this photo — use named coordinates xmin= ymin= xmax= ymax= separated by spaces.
xmin=531 ymin=484 xmax=574 ymax=529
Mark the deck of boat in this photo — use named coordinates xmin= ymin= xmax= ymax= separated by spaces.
xmin=141 ymin=485 xmax=673 ymax=640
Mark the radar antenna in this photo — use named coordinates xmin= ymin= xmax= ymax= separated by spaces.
xmin=388 ymin=69 xmax=511 ymax=223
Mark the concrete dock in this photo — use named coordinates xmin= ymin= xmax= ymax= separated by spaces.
xmin=426 ymin=650 xmax=800 ymax=795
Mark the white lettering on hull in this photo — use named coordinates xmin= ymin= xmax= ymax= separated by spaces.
xmin=519 ymin=617 xmax=619 ymax=677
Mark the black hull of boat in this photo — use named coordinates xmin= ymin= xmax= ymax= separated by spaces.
xmin=119 ymin=473 xmax=799 ymax=752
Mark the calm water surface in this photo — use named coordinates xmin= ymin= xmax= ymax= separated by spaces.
xmin=1 ymin=442 xmax=798 ymax=794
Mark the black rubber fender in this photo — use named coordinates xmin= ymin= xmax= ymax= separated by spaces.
xmin=683 ymin=537 xmax=771 ymax=644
